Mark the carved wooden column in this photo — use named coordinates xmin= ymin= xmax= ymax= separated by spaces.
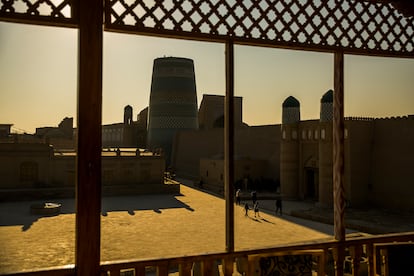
xmin=222 ymin=257 xmax=234 ymax=276
xmin=349 ymin=245 xmax=363 ymax=276
xmin=178 ymin=262 xmax=192 ymax=276
xmin=366 ymin=243 xmax=376 ymax=276
xmin=333 ymin=51 xmax=346 ymax=276
xmin=202 ymin=259 xmax=215 ymax=275
xmin=156 ymin=261 xmax=169 ymax=275
xmin=76 ymin=0 xmax=103 ymax=275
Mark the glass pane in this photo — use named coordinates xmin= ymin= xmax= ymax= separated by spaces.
xmin=0 ymin=22 xmax=77 ymax=273
xmin=344 ymin=55 xmax=414 ymax=233
xmin=233 ymin=45 xmax=336 ymax=250
xmin=101 ymin=34 xmax=226 ymax=267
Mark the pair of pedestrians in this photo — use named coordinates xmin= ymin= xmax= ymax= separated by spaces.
xmin=244 ymin=201 xmax=260 ymax=217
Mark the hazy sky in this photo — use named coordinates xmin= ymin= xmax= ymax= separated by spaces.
xmin=1 ymin=21 xmax=413 ymax=134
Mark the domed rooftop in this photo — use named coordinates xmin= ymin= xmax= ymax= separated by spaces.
xmin=282 ymin=96 xmax=300 ymax=108
xmin=321 ymin=89 xmax=333 ymax=103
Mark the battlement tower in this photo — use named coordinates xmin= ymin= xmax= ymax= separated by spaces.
xmin=280 ymin=96 xmax=301 ymax=199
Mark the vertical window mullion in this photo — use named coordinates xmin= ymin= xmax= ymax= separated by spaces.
xmin=333 ymin=50 xmax=346 ymax=276
xmin=333 ymin=51 xmax=345 ymax=241
xmin=76 ymin=0 xmax=103 ymax=275
xmin=225 ymin=40 xmax=235 ymax=253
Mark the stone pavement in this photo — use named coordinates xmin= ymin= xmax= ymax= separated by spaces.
xmin=1 ymin=179 xmax=411 ymax=274
xmin=255 ymin=195 xmax=414 ymax=235
xmin=181 ymin=178 xmax=414 ymax=235
xmin=0 ymin=183 xmax=338 ymax=274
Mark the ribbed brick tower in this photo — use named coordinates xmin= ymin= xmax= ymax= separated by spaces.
xmin=147 ymin=57 xmax=198 ymax=165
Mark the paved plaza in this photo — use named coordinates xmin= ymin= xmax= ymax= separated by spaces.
xmin=1 ymin=183 xmax=343 ymax=274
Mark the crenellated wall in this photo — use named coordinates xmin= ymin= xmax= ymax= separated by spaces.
xmin=280 ymin=94 xmax=414 ymax=211
xmin=172 ymin=125 xmax=281 ymax=182
xmin=369 ymin=117 xmax=414 ymax=210
xmin=346 ymin=120 xmax=374 ymax=208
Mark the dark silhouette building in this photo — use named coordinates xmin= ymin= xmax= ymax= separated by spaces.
xmin=102 ymin=105 xmax=147 ymax=148
xmin=147 ymin=57 xmax=199 ymax=165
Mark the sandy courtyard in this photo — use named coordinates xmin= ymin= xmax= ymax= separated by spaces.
xmin=0 ymin=185 xmax=333 ymax=274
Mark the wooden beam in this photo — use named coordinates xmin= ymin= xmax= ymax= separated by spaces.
xmin=75 ymin=0 xmax=103 ymax=275
xmin=333 ymin=51 xmax=345 ymax=276
xmin=225 ymin=40 xmax=235 ymax=253
xmin=333 ymin=51 xmax=345 ymax=242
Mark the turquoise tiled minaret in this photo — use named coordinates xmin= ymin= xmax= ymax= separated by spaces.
xmin=320 ymin=89 xmax=333 ymax=122
xmin=319 ymin=89 xmax=334 ymax=207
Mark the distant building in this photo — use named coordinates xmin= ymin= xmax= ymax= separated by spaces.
xmin=171 ymin=93 xmax=257 ymax=179
xmin=0 ymin=143 xmax=178 ymax=201
xmin=102 ymin=105 xmax=147 ymax=148
xmin=3 ymin=74 xmax=413 ymax=211
xmin=0 ymin=104 xmax=178 ymax=200
xmin=147 ymin=57 xmax=199 ymax=165
xmin=280 ymin=90 xmax=414 ymax=210
xmin=34 ymin=117 xmax=75 ymax=149
xmin=172 ymin=123 xmax=281 ymax=186
xmin=2 ymin=118 xmax=77 ymax=149
xmin=198 ymin=94 xmax=244 ymax=129
xmin=200 ymin=156 xmax=267 ymax=194
xmin=172 ymin=91 xmax=414 ymax=212
xmin=36 ymin=117 xmax=74 ymax=139
xmin=0 ymin=124 xmax=12 ymax=137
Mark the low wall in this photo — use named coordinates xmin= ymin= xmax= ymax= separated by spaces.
xmin=0 ymin=183 xmax=180 ymax=202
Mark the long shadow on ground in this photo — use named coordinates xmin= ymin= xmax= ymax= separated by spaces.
xmin=0 ymin=193 xmax=191 ymax=231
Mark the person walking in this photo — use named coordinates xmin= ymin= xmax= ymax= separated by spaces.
xmin=254 ymin=201 xmax=260 ymax=218
xmin=244 ymin=202 xmax=249 ymax=216
xmin=276 ymin=196 xmax=282 ymax=216
xmin=236 ymin=189 xmax=241 ymax=205
xmin=251 ymin=190 xmax=257 ymax=205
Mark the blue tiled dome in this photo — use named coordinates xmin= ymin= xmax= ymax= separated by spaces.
xmin=282 ymin=96 xmax=300 ymax=108
xmin=321 ymin=89 xmax=333 ymax=103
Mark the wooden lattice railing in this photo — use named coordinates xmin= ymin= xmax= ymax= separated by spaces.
xmin=1 ymin=0 xmax=414 ymax=57
xmin=4 ymin=232 xmax=414 ymax=276
xmin=99 ymin=232 xmax=414 ymax=276
xmin=0 ymin=0 xmax=77 ymax=27
xmin=103 ymin=0 xmax=414 ymax=57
